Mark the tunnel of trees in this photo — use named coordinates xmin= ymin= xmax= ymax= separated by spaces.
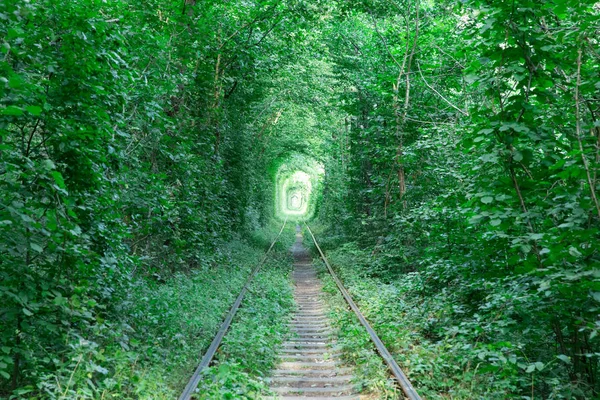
xmin=1 ymin=0 xmax=599 ymax=398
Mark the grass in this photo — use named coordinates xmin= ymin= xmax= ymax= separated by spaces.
xmin=304 ymin=238 xmax=540 ymax=399
xmin=194 ymin=247 xmax=295 ymax=398
xmin=31 ymin=222 xmax=297 ymax=400
xmin=303 ymin=228 xmax=401 ymax=400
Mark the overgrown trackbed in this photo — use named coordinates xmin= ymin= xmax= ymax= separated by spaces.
xmin=266 ymin=227 xmax=356 ymax=399
xmin=180 ymin=223 xmax=421 ymax=399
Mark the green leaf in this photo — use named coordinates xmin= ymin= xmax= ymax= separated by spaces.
xmin=568 ymin=246 xmax=582 ymax=257
xmin=93 ymin=364 xmax=108 ymax=374
xmin=23 ymin=308 xmax=33 ymax=317
xmin=0 ymin=370 xmax=9 ymax=380
xmin=71 ymin=295 xmax=81 ymax=308
xmin=526 ymin=364 xmax=536 ymax=373
xmin=26 ymin=106 xmax=42 ymax=116
xmin=481 ymin=196 xmax=493 ymax=204
xmin=513 ymin=151 xmax=523 ymax=162
xmin=558 ymin=222 xmax=574 ymax=228
xmin=30 ymin=243 xmax=43 ymax=253
xmin=535 ymin=362 xmax=544 ymax=371
xmin=557 ymin=355 xmax=570 ymax=364
xmin=465 ymin=74 xmax=479 ymax=84
xmin=50 ymin=171 xmax=66 ymax=189
xmin=554 ymin=3 xmax=568 ymax=19
xmin=7 ymin=28 xmax=22 ymax=40
xmin=42 ymin=159 xmax=56 ymax=170
xmin=520 ymin=244 xmax=532 ymax=254
xmin=1 ymin=106 xmax=23 ymax=116
xmin=480 ymin=154 xmax=498 ymax=163
xmin=53 ymin=294 xmax=67 ymax=307
xmin=490 ymin=219 xmax=501 ymax=226
xmin=8 ymin=75 xmax=22 ymax=89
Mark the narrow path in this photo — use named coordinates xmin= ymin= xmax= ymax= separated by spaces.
xmin=267 ymin=227 xmax=358 ymax=400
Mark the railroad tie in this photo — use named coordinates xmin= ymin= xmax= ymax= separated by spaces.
xmin=266 ymin=230 xmax=359 ymax=400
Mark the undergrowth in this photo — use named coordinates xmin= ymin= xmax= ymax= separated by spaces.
xmin=12 ymin=222 xmax=295 ymax=400
xmin=309 ymin=237 xmax=588 ymax=399
xmin=195 ymin=240 xmax=295 ymax=398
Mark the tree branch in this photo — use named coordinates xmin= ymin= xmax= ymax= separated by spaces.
xmin=416 ymin=61 xmax=469 ymax=116
xmin=575 ymin=48 xmax=600 ymax=218
xmin=370 ymin=13 xmax=402 ymax=70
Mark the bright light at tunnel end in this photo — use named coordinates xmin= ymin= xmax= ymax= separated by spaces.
xmin=282 ymin=171 xmax=311 ymax=216
xmin=274 ymin=156 xmax=324 ymax=221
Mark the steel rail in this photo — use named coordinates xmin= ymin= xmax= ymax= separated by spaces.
xmin=304 ymin=223 xmax=422 ymax=400
xmin=179 ymin=219 xmax=288 ymax=400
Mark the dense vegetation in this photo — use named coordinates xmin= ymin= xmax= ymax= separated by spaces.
xmin=1 ymin=0 xmax=599 ymax=399
xmin=314 ymin=1 xmax=600 ymax=398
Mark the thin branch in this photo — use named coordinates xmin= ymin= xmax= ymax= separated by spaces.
xmin=432 ymin=44 xmax=465 ymax=69
xmin=341 ymin=34 xmax=364 ymax=56
xmin=224 ymin=80 xmax=238 ymax=99
xmin=251 ymin=97 xmax=278 ymax=126
xmin=25 ymin=119 xmax=41 ymax=157
xmin=250 ymin=15 xmax=284 ymax=47
xmin=405 ymin=117 xmax=454 ymax=125
xmin=31 ymin=129 xmax=55 ymax=154
xmin=219 ymin=15 xmax=284 ymax=76
xmin=575 ymin=48 xmax=600 ymax=218
xmin=416 ymin=61 xmax=469 ymax=116
xmin=218 ymin=2 xmax=281 ymax=50
xmin=401 ymin=0 xmax=419 ymax=123
xmin=370 ymin=13 xmax=403 ymax=70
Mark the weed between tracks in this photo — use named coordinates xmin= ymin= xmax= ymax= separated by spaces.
xmin=311 ymin=256 xmax=401 ymax=399
xmin=193 ymin=224 xmax=296 ymax=399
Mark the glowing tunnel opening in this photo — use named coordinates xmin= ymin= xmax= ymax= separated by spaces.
xmin=275 ymin=154 xmax=324 ymax=221
xmin=281 ymin=171 xmax=311 ymax=216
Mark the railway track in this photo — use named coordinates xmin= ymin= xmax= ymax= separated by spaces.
xmin=178 ymin=219 xmax=288 ymax=400
xmin=179 ymin=221 xmax=421 ymax=400
xmin=266 ymin=226 xmax=356 ymax=399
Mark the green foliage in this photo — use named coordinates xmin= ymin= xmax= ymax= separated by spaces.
xmin=275 ymin=154 xmax=324 ymax=221
xmin=315 ymin=1 xmax=600 ymax=398
xmin=2 ymin=0 xmax=599 ymax=397
xmin=4 ymin=238 xmax=268 ymax=399
xmin=1 ymin=0 xmax=306 ymax=394
xmin=195 ymin=243 xmax=295 ymax=398
xmin=313 ymin=244 xmax=584 ymax=398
